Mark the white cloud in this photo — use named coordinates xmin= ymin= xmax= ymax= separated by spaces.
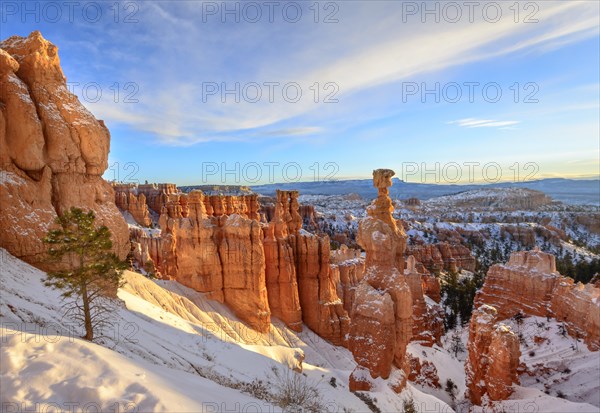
xmin=90 ymin=1 xmax=598 ymax=144
xmin=449 ymin=118 xmax=520 ymax=129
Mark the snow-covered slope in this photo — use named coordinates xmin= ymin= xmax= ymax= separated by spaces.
xmin=1 ymin=327 xmax=272 ymax=412
xmin=0 ymin=248 xmax=451 ymax=412
xmin=1 ymin=248 xmax=597 ymax=412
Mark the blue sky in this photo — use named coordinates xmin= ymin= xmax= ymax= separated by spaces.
xmin=2 ymin=1 xmax=599 ymax=185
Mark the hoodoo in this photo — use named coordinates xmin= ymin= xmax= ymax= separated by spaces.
xmin=348 ymin=169 xmax=413 ymax=392
xmin=0 ymin=32 xmax=128 ymax=269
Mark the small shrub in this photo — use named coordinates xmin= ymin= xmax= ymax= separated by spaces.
xmin=269 ymin=367 xmax=322 ymax=413
xmin=557 ymin=391 xmax=567 ymax=399
xmin=352 ymin=392 xmax=381 ymax=413
xmin=329 ymin=377 xmax=337 ymax=388
xmin=403 ymin=397 xmax=418 ymax=413
xmin=445 ymin=378 xmax=458 ymax=402
xmin=529 ymin=351 xmax=536 ymax=357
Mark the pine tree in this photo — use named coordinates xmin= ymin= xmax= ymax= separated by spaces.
xmin=445 ymin=378 xmax=458 ymax=404
xmin=44 ymin=207 xmax=127 ymax=341
xmin=450 ymin=328 xmax=465 ymax=358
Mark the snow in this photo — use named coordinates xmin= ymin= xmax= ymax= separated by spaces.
xmin=122 ymin=211 xmax=161 ymax=237
xmin=0 ymin=248 xmax=441 ymax=412
xmin=1 ymin=327 xmax=274 ymax=412
xmin=1 ymin=236 xmax=597 ymax=412
xmin=502 ymin=316 xmax=600 ymax=408
xmin=0 ymin=171 xmax=26 ymax=187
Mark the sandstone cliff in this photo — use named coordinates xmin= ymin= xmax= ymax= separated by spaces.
xmin=121 ymin=186 xmax=356 ymax=340
xmin=407 ymin=242 xmax=476 ymax=273
xmin=405 ymin=256 xmax=444 ymax=346
xmin=476 ymin=248 xmax=600 ymax=350
xmin=465 ymin=305 xmax=521 ymax=405
xmin=0 ymin=31 xmax=128 ymax=268
xmin=135 ymin=190 xmax=271 ymax=332
xmin=263 ymin=191 xmax=303 ymax=331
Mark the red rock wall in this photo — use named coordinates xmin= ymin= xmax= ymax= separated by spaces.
xmin=407 ymin=242 xmax=475 ymax=273
xmin=476 ymin=248 xmax=600 ymax=351
xmin=0 ymin=32 xmax=129 ymax=268
xmin=294 ymin=231 xmax=350 ymax=345
xmin=154 ymin=191 xmax=271 ymax=332
xmin=114 ymin=188 xmax=151 ymax=227
xmin=126 ymin=187 xmax=353 ymax=339
xmin=551 ymin=280 xmax=600 ymax=351
xmin=465 ymin=305 xmax=520 ymax=405
xmin=405 ymin=256 xmax=444 ymax=346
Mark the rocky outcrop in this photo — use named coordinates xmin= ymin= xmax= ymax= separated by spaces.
xmin=295 ymin=230 xmax=350 ymax=345
xmin=349 ymin=282 xmax=397 ymax=391
xmin=348 ymin=169 xmax=412 ymax=392
xmin=476 ymin=248 xmax=559 ymax=319
xmin=476 ymin=248 xmax=600 ymax=350
xmin=331 ymin=246 xmax=365 ymax=315
xmin=262 ymin=190 xmax=351 ymax=341
xmin=124 ymin=187 xmax=352 ymax=339
xmin=115 ymin=188 xmax=152 ymax=227
xmin=405 ymin=256 xmax=444 ymax=346
xmin=263 ymin=191 xmax=303 ymax=331
xmin=550 ymin=279 xmax=600 ymax=350
xmin=407 ymin=242 xmax=475 ymax=273
xmin=407 ymin=354 xmax=441 ymax=389
xmin=0 ymin=31 xmax=128 ymax=268
xmin=421 ymin=269 xmax=442 ymax=303
xmin=155 ymin=190 xmax=271 ymax=332
xmin=465 ymin=305 xmax=521 ymax=405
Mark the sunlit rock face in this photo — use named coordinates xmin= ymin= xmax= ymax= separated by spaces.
xmin=121 ymin=186 xmax=354 ymax=339
xmin=264 ymin=190 xmax=304 ymax=332
xmin=118 ymin=171 xmax=455 ymax=361
xmin=0 ymin=31 xmax=129 ymax=269
xmin=465 ymin=305 xmax=521 ymax=405
xmin=349 ymin=169 xmax=412 ymax=393
xmin=476 ymin=248 xmax=600 ymax=350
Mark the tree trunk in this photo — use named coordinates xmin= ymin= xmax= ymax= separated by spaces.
xmin=81 ymin=282 xmax=93 ymax=341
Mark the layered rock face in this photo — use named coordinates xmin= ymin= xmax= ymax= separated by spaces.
xmin=476 ymin=248 xmax=600 ymax=350
xmin=114 ymin=187 xmax=152 ymax=227
xmin=0 ymin=31 xmax=128 ymax=268
xmin=405 ymin=256 xmax=444 ymax=346
xmin=263 ymin=191 xmax=303 ymax=331
xmin=120 ymin=186 xmax=356 ymax=340
xmin=476 ymin=249 xmax=559 ymax=318
xmin=465 ymin=305 xmax=521 ymax=405
xmin=348 ymin=169 xmax=413 ymax=392
xmin=330 ymin=246 xmax=365 ymax=315
xmin=295 ymin=230 xmax=351 ymax=345
xmin=407 ymin=242 xmax=475 ymax=273
xmin=125 ymin=189 xmax=271 ymax=332
xmin=551 ymin=280 xmax=600 ymax=350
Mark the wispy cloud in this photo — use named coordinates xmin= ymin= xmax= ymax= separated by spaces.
xmin=449 ymin=118 xmax=520 ymax=129
xmin=259 ymin=127 xmax=323 ymax=137
xmin=76 ymin=1 xmax=598 ymax=145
